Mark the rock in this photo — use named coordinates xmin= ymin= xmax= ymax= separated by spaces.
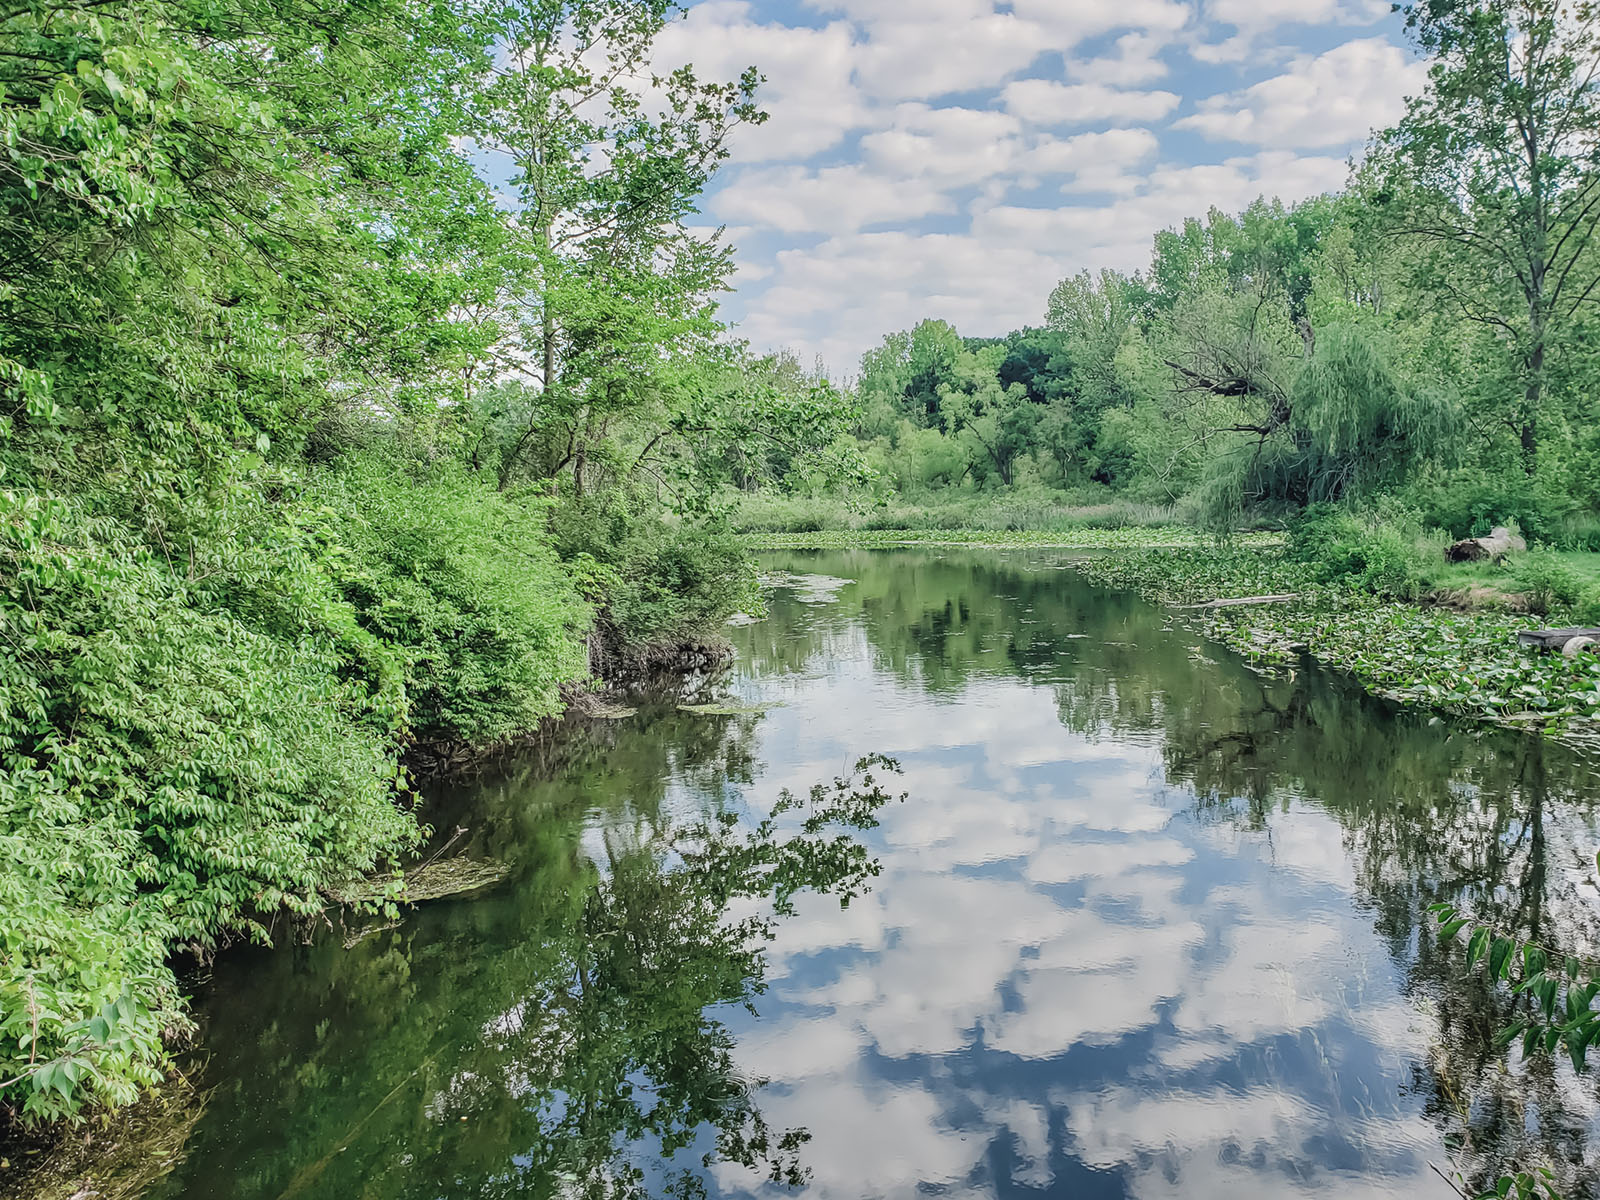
xmin=1563 ymin=636 xmax=1597 ymax=658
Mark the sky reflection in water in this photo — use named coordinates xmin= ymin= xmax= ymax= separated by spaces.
xmin=151 ymin=548 xmax=1600 ymax=1200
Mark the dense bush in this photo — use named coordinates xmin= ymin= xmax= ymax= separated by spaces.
xmin=1514 ymin=553 xmax=1590 ymax=616
xmin=1410 ymin=474 xmax=1579 ymax=545
xmin=0 ymin=482 xmax=419 ymax=1122
xmin=310 ymin=456 xmax=591 ymax=747
xmin=552 ymin=497 xmax=759 ymax=656
xmin=1287 ymin=505 xmax=1434 ymax=600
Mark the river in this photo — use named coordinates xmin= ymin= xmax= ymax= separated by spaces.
xmin=143 ymin=548 xmax=1600 ymax=1199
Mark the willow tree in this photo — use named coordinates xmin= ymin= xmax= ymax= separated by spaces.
xmin=1384 ymin=0 xmax=1600 ymax=472
xmin=1161 ymin=285 xmax=1455 ymax=525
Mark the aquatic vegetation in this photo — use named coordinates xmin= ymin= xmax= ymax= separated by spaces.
xmin=1073 ymin=548 xmax=1600 ymax=743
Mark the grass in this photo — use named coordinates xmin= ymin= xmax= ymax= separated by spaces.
xmin=1428 ymin=552 xmax=1600 ymax=617
xmin=731 ymin=489 xmax=1191 ymax=536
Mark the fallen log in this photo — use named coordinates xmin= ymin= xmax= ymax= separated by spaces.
xmin=1181 ymin=593 xmax=1301 ymax=609
xmin=1517 ymin=627 xmax=1600 ymax=653
xmin=1446 ymin=525 xmax=1526 ymax=563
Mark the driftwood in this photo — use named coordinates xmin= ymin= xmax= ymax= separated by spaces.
xmin=1181 ymin=594 xmax=1301 ymax=610
xmin=1445 ymin=525 xmax=1526 ymax=563
xmin=1517 ymin=627 xmax=1600 ymax=653
xmin=326 ymin=855 xmax=509 ymax=906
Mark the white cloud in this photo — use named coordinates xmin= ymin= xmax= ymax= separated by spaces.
xmin=859 ymin=103 xmax=1025 ymax=185
xmin=712 ymin=164 xmax=954 ymax=234
xmin=654 ymin=2 xmax=868 ymax=162
xmin=1177 ymin=37 xmax=1427 ymax=148
xmin=1002 ymin=78 xmax=1183 ymax=126
xmin=1204 ymin=0 xmax=1390 ymax=30
xmin=1021 ymin=127 xmax=1161 ymax=191
xmin=727 ymin=146 xmax=1351 ymax=368
xmin=1067 ymin=32 xmax=1174 ymax=86
xmin=644 ymin=0 xmax=1424 ymax=373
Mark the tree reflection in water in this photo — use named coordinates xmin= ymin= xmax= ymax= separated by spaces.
xmin=150 ymin=747 xmax=900 ymax=1200
xmin=142 ymin=548 xmax=1600 ymax=1200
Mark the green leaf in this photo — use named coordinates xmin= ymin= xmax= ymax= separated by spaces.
xmin=1490 ymin=936 xmax=1515 ymax=982
xmin=1466 ymin=926 xmax=1490 ymax=968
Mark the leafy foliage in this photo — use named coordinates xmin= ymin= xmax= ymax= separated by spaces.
xmin=0 ymin=0 xmax=855 ymax=1131
xmin=1427 ymin=895 xmax=1600 ymax=1200
xmin=309 ymin=455 xmax=590 ymax=747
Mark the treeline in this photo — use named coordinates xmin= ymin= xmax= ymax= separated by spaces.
xmin=830 ymin=1 xmax=1600 ymax=546
xmin=0 ymin=0 xmax=849 ymax=1125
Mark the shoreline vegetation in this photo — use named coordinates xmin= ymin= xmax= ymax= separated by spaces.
xmin=1 ymin=0 xmax=856 ymax=1146
xmin=743 ymin=518 xmax=1600 ymax=747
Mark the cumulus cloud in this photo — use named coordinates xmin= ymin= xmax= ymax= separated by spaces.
xmin=1067 ymin=32 xmax=1175 ymax=86
xmin=728 ymin=149 xmax=1346 ymax=364
xmin=1001 ymin=78 xmax=1183 ymax=126
xmin=858 ymin=103 xmax=1025 ymax=184
xmin=644 ymin=0 xmax=1422 ymax=371
xmin=1021 ymin=127 xmax=1161 ymax=191
xmin=654 ymin=2 xmax=868 ymax=162
xmin=1204 ymin=0 xmax=1390 ymax=30
xmin=711 ymin=164 xmax=955 ymax=234
xmin=1177 ymin=37 xmax=1428 ymax=148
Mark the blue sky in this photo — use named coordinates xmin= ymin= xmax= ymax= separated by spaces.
xmin=648 ymin=0 xmax=1430 ymax=375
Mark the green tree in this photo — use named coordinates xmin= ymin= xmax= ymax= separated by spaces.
xmin=475 ymin=0 xmax=764 ymax=495
xmin=1384 ymin=0 xmax=1600 ymax=471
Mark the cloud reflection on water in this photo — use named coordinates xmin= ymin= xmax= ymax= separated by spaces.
xmin=708 ymin=568 xmax=1443 ymax=1199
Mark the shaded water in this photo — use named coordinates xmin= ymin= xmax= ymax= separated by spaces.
xmin=148 ymin=548 xmax=1600 ymax=1200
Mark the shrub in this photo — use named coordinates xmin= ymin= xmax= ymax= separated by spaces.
xmin=1288 ymin=505 xmax=1432 ymax=600
xmin=0 ymin=486 xmax=418 ymax=1123
xmin=309 ymin=456 xmax=591 ymax=747
xmin=1554 ymin=515 xmax=1600 ymax=553
xmin=1412 ymin=473 xmax=1577 ymax=544
xmin=551 ymin=498 xmax=760 ymax=658
xmin=1514 ymin=553 xmax=1588 ymax=616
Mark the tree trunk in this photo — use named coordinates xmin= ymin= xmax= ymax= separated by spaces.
xmin=1521 ymin=337 xmax=1543 ymax=475
xmin=1444 ymin=525 xmax=1526 ymax=563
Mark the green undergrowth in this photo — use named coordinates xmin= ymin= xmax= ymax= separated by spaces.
xmin=731 ymin=489 xmax=1188 ymax=536
xmin=1075 ymin=548 xmax=1600 ymax=744
xmin=745 ymin=527 xmax=1286 ymax=551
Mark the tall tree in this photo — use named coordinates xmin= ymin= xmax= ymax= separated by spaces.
xmin=1384 ymin=0 xmax=1600 ymax=471
xmin=476 ymin=0 xmax=763 ymax=493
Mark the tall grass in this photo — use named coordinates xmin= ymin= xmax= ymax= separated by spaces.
xmin=732 ymin=490 xmax=1180 ymax=535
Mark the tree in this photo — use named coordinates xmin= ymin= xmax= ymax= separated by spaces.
xmin=857 ymin=320 xmax=963 ymax=431
xmin=937 ymin=345 xmax=1037 ymax=487
xmin=1384 ymin=0 xmax=1600 ymax=472
xmin=475 ymin=0 xmax=764 ymax=494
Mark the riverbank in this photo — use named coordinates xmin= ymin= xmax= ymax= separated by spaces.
xmin=0 ymin=632 xmax=736 ymax=1198
xmin=1073 ymin=547 xmax=1600 ymax=745
xmin=748 ymin=530 xmax=1600 ymax=746
xmin=745 ymin=527 xmax=1285 ymax=551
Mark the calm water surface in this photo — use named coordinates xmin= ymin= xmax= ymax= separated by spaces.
xmin=150 ymin=549 xmax=1600 ymax=1200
